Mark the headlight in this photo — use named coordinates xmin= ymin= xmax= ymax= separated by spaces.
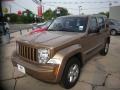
xmin=38 ymin=48 xmax=50 ymax=64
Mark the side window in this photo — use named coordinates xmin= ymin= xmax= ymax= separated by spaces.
xmin=97 ymin=17 xmax=105 ymax=29
xmin=109 ymin=21 xmax=114 ymax=25
xmin=64 ymin=19 xmax=77 ymax=29
xmin=89 ymin=17 xmax=98 ymax=32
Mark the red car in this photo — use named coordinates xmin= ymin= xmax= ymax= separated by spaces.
xmin=30 ymin=20 xmax=53 ymax=34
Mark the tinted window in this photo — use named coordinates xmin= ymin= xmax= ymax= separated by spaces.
xmin=109 ymin=21 xmax=114 ymax=25
xmin=43 ymin=20 xmax=52 ymax=27
xmin=98 ymin=17 xmax=104 ymax=24
xmin=97 ymin=17 xmax=105 ymax=28
xmin=48 ymin=17 xmax=88 ymax=32
xmin=89 ymin=17 xmax=97 ymax=31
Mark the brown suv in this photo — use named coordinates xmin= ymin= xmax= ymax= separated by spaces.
xmin=12 ymin=15 xmax=110 ymax=89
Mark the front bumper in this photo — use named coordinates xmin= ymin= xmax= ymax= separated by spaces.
xmin=12 ymin=55 xmax=60 ymax=83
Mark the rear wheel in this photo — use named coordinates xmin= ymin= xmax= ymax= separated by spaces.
xmin=60 ymin=57 xmax=81 ymax=89
xmin=99 ymin=41 xmax=109 ymax=56
xmin=110 ymin=30 xmax=117 ymax=36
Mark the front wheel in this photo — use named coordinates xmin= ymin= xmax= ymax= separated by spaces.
xmin=60 ymin=57 xmax=81 ymax=89
xmin=99 ymin=42 xmax=109 ymax=56
xmin=110 ymin=30 xmax=117 ymax=36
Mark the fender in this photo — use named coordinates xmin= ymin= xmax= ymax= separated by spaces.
xmin=52 ymin=44 xmax=83 ymax=82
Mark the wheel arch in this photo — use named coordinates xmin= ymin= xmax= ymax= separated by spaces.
xmin=110 ymin=29 xmax=117 ymax=35
xmin=59 ymin=52 xmax=83 ymax=82
xmin=54 ymin=44 xmax=84 ymax=82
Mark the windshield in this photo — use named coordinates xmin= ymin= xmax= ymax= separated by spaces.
xmin=37 ymin=22 xmax=46 ymax=27
xmin=42 ymin=20 xmax=52 ymax=27
xmin=37 ymin=20 xmax=52 ymax=28
xmin=48 ymin=17 xmax=88 ymax=32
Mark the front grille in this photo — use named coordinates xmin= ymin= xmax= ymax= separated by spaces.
xmin=17 ymin=42 xmax=37 ymax=62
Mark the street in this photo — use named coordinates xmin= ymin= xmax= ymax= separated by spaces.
xmin=0 ymin=31 xmax=120 ymax=90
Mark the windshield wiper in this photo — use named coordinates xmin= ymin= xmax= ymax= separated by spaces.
xmin=48 ymin=29 xmax=56 ymax=31
xmin=48 ymin=28 xmax=66 ymax=31
xmin=48 ymin=28 xmax=78 ymax=32
xmin=59 ymin=28 xmax=76 ymax=32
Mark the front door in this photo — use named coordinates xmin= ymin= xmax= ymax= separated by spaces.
xmin=82 ymin=17 xmax=100 ymax=61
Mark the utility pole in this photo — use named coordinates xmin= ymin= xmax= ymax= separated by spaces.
xmin=79 ymin=6 xmax=82 ymax=15
xmin=39 ymin=0 xmax=42 ymax=22
xmin=9 ymin=4 xmax=12 ymax=13
xmin=109 ymin=1 xmax=112 ymax=11
xmin=39 ymin=0 xmax=42 ymax=6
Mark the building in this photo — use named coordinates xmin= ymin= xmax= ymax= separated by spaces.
xmin=109 ymin=6 xmax=120 ymax=21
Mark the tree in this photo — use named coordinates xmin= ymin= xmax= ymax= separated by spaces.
xmin=99 ymin=12 xmax=109 ymax=18
xmin=4 ymin=11 xmax=35 ymax=24
xmin=43 ymin=7 xmax=69 ymax=20
xmin=4 ymin=13 xmax=18 ymax=23
xmin=22 ymin=9 xmax=35 ymax=23
xmin=53 ymin=7 xmax=69 ymax=17
xmin=106 ymin=12 xmax=109 ymax=18
xmin=43 ymin=9 xmax=54 ymax=20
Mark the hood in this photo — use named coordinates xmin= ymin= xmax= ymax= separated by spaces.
xmin=20 ymin=31 xmax=84 ymax=47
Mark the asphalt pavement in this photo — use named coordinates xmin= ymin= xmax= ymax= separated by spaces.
xmin=0 ymin=31 xmax=120 ymax=90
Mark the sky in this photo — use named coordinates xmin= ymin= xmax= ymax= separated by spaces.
xmin=2 ymin=0 xmax=120 ymax=15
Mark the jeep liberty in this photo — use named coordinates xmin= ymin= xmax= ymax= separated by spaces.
xmin=12 ymin=15 xmax=110 ymax=89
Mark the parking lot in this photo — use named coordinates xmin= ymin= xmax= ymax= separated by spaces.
xmin=0 ymin=31 xmax=120 ymax=90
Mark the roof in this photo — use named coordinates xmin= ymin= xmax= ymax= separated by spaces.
xmin=57 ymin=15 xmax=89 ymax=18
xmin=57 ymin=14 xmax=107 ymax=19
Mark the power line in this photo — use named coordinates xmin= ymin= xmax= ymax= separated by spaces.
xmin=41 ymin=1 xmax=118 ymax=11
xmin=42 ymin=1 xmax=119 ymax=4
xmin=13 ymin=1 xmax=27 ymax=10
xmin=12 ymin=1 xmax=37 ymax=15
xmin=31 ymin=0 xmax=119 ymax=6
xmin=32 ymin=0 xmax=40 ymax=5
xmin=31 ymin=0 xmax=119 ymax=11
xmin=42 ymin=3 xmax=109 ymax=10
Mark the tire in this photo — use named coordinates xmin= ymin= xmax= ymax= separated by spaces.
xmin=110 ymin=30 xmax=117 ymax=36
xmin=99 ymin=41 xmax=109 ymax=56
xmin=60 ymin=57 xmax=81 ymax=89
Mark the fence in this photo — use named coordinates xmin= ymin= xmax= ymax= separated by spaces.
xmin=0 ymin=25 xmax=32 ymax=46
